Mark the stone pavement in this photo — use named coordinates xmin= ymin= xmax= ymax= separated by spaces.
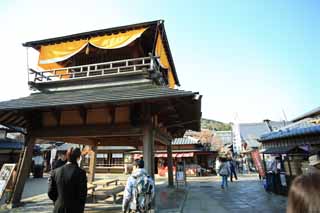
xmin=0 ymin=173 xmax=287 ymax=213
xmin=182 ymin=175 xmax=287 ymax=213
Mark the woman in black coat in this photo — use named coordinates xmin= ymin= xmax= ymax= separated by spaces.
xmin=48 ymin=147 xmax=87 ymax=213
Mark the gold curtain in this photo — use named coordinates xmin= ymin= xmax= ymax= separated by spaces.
xmin=155 ymin=33 xmax=175 ymax=88
xmin=38 ymin=28 xmax=148 ymax=68
xmin=89 ymin=28 xmax=147 ymax=49
xmin=37 ymin=28 xmax=148 ymax=80
xmin=38 ymin=40 xmax=88 ymax=65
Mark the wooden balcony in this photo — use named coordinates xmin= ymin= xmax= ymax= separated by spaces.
xmin=29 ymin=57 xmax=155 ymax=84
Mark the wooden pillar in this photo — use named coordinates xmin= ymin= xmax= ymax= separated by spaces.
xmin=143 ymin=124 xmax=155 ymax=179
xmin=10 ymin=136 xmax=36 ymax=207
xmin=142 ymin=104 xmax=155 ymax=179
xmin=167 ymin=142 xmax=174 ymax=187
xmin=88 ymin=145 xmax=97 ymax=183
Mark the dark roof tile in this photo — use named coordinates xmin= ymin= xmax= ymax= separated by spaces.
xmin=0 ymin=84 xmax=196 ymax=111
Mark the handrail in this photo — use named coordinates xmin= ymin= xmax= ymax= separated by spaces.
xmin=29 ymin=57 xmax=154 ymax=83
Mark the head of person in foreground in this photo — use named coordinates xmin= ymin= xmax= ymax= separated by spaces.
xmin=287 ymin=172 xmax=320 ymax=213
xmin=66 ymin=147 xmax=81 ymax=164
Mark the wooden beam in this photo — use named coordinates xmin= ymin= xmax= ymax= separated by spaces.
xmin=10 ymin=136 xmax=36 ymax=206
xmin=0 ymin=114 xmax=17 ymax=125
xmin=164 ymin=120 xmax=199 ymax=128
xmin=0 ymin=112 xmax=15 ymax=123
xmin=95 ymin=138 xmax=141 ymax=146
xmin=10 ymin=116 xmax=25 ymax=127
xmin=154 ymin=129 xmax=172 ymax=145
xmin=38 ymin=137 xmax=96 ymax=146
xmin=32 ymin=125 xmax=142 ymax=139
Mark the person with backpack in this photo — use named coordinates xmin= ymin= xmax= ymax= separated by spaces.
xmin=218 ymin=157 xmax=231 ymax=189
xmin=122 ymin=159 xmax=155 ymax=213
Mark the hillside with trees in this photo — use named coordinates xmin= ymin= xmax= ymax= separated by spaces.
xmin=201 ymin=118 xmax=231 ymax=131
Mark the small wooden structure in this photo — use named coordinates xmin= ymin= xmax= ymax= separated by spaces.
xmin=0 ymin=20 xmax=201 ymax=206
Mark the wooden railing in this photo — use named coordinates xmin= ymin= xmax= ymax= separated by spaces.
xmin=29 ymin=57 xmax=153 ymax=83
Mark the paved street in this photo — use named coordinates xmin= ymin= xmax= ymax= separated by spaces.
xmin=0 ymin=174 xmax=287 ymax=213
xmin=183 ymin=175 xmax=287 ymax=213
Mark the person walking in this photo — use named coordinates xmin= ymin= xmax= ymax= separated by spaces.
xmin=48 ymin=147 xmax=87 ymax=213
xmin=215 ymin=157 xmax=221 ymax=176
xmin=218 ymin=157 xmax=231 ymax=189
xmin=122 ymin=159 xmax=155 ymax=213
xmin=228 ymin=158 xmax=238 ymax=182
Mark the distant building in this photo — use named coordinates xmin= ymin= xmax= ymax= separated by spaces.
xmin=260 ymin=106 xmax=320 ymax=151
xmin=211 ymin=130 xmax=232 ymax=152
xmin=232 ymin=121 xmax=287 ymax=154
xmin=214 ymin=131 xmax=232 ymax=146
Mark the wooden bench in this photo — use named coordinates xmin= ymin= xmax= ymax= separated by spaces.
xmin=93 ymin=184 xmax=125 ymax=204
xmin=92 ymin=178 xmax=119 ymax=187
xmin=87 ymin=183 xmax=97 ymax=200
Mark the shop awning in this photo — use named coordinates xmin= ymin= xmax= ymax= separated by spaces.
xmin=261 ymin=146 xmax=308 ymax=154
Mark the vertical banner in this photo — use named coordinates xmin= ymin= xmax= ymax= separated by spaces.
xmin=251 ymin=150 xmax=265 ymax=177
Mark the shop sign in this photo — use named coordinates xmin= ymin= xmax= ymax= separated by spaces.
xmin=251 ymin=150 xmax=265 ymax=177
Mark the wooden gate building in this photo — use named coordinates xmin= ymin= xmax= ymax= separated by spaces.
xmin=0 ymin=20 xmax=202 ymax=206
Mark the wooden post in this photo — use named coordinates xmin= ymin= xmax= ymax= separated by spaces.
xmin=167 ymin=142 xmax=174 ymax=187
xmin=287 ymin=154 xmax=292 ymax=177
xmin=143 ymin=124 xmax=155 ymax=179
xmin=10 ymin=136 xmax=36 ymax=207
xmin=142 ymin=105 xmax=155 ymax=179
xmin=88 ymin=145 xmax=97 ymax=183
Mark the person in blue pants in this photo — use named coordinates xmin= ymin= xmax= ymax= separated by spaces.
xmin=218 ymin=157 xmax=231 ymax=189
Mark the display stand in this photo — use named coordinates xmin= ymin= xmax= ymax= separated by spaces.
xmin=175 ymin=161 xmax=186 ymax=188
xmin=0 ymin=164 xmax=16 ymax=200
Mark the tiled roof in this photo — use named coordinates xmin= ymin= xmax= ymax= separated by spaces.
xmin=261 ymin=146 xmax=308 ymax=154
xmin=0 ymin=138 xmax=23 ymax=150
xmin=238 ymin=121 xmax=287 ymax=147
xmin=0 ymin=84 xmax=196 ymax=111
xmin=172 ymin=137 xmax=200 ymax=145
xmin=259 ymin=117 xmax=320 ymax=142
xmin=214 ymin=131 xmax=232 ymax=145
xmin=292 ymin=106 xmax=320 ymax=122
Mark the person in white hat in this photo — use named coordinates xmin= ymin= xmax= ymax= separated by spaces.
xmin=308 ymin=152 xmax=320 ymax=174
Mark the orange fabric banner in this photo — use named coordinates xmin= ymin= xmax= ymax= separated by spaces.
xmin=89 ymin=28 xmax=147 ymax=49
xmin=155 ymin=33 xmax=175 ymax=88
xmin=39 ymin=40 xmax=88 ymax=65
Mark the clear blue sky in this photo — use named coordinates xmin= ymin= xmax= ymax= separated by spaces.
xmin=0 ymin=0 xmax=319 ymax=122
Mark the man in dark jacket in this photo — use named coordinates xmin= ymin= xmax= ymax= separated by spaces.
xmin=48 ymin=147 xmax=87 ymax=213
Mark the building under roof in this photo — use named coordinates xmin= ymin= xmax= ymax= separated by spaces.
xmin=232 ymin=121 xmax=287 ymax=153
xmin=172 ymin=137 xmax=200 ymax=145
